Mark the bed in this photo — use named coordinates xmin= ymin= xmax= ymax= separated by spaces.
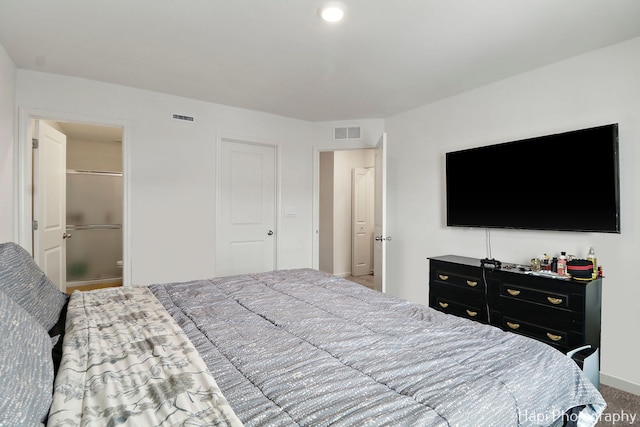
xmin=0 ymin=242 xmax=606 ymax=426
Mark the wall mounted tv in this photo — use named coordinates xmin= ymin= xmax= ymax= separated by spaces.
xmin=446 ymin=124 xmax=620 ymax=233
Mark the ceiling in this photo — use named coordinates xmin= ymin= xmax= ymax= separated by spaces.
xmin=1 ymin=0 xmax=640 ymax=122
xmin=57 ymin=122 xmax=123 ymax=143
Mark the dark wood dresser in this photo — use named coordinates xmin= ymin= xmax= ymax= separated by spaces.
xmin=428 ymin=255 xmax=602 ymax=354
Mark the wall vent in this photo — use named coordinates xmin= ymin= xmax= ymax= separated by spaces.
xmin=334 ymin=126 xmax=361 ymax=140
xmin=172 ymin=113 xmax=195 ymax=122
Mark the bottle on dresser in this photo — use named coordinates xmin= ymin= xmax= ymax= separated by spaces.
xmin=557 ymin=252 xmax=567 ymax=276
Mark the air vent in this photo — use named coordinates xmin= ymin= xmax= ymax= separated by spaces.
xmin=172 ymin=113 xmax=195 ymax=122
xmin=334 ymin=126 xmax=361 ymax=140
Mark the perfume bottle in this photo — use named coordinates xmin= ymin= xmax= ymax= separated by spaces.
xmin=557 ymin=252 xmax=567 ymax=276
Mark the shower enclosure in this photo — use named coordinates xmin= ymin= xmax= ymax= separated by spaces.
xmin=66 ymin=170 xmax=123 ymax=286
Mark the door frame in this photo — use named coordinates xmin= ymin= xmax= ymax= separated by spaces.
xmin=312 ymin=141 xmax=375 ymax=273
xmin=14 ymin=107 xmax=132 ymax=286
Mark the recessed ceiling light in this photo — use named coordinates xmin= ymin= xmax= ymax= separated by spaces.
xmin=318 ymin=2 xmax=346 ymax=23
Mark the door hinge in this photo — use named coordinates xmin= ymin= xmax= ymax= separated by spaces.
xmin=32 ymin=138 xmax=39 ymax=149
xmin=32 ymin=220 xmax=38 ymax=231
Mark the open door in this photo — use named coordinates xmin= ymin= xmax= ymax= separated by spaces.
xmin=373 ymin=133 xmax=388 ymax=292
xmin=33 ymin=120 xmax=67 ymax=291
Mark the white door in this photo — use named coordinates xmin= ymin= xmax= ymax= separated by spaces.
xmin=351 ymin=167 xmax=374 ymax=276
xmin=373 ymin=133 xmax=388 ymax=292
xmin=217 ymin=139 xmax=277 ymax=276
xmin=33 ymin=120 xmax=67 ymax=291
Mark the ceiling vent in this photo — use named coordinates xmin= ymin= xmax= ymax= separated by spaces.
xmin=172 ymin=113 xmax=195 ymax=123
xmin=334 ymin=126 xmax=361 ymax=140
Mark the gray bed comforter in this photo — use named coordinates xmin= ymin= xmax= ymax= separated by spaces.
xmin=150 ymin=268 xmax=606 ymax=427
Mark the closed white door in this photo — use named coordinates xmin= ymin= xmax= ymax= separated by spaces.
xmin=33 ymin=120 xmax=67 ymax=291
xmin=373 ymin=133 xmax=387 ymax=292
xmin=351 ymin=167 xmax=374 ymax=276
xmin=217 ymin=139 xmax=277 ymax=276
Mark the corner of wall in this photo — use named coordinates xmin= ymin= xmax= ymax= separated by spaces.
xmin=0 ymin=42 xmax=17 ymax=243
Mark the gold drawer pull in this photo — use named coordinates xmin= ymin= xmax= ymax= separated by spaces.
xmin=466 ymin=309 xmax=478 ymax=317
xmin=547 ymin=297 xmax=563 ymax=305
xmin=507 ymin=289 xmax=521 ymax=296
xmin=438 ymin=302 xmax=449 ymax=308
xmin=506 ymin=321 xmax=520 ymax=330
xmin=438 ymin=274 xmax=449 ymax=281
xmin=466 ymin=280 xmax=478 ymax=287
xmin=546 ymin=332 xmax=563 ymax=342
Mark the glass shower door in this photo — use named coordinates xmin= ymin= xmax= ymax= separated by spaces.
xmin=66 ymin=226 xmax=122 ymax=282
xmin=66 ymin=171 xmax=123 ymax=285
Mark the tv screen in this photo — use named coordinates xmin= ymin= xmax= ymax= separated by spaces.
xmin=446 ymin=124 xmax=620 ymax=233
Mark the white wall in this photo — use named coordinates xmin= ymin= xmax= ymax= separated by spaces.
xmin=11 ymin=71 xmax=386 ymax=287
xmin=386 ymin=36 xmax=640 ymax=392
xmin=13 ymin=70 xmax=319 ymax=285
xmin=0 ymin=44 xmax=16 ymax=243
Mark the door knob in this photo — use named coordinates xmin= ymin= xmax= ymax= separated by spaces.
xmin=63 ymin=232 xmax=72 ymax=239
xmin=267 ymin=230 xmax=274 ymax=236
xmin=375 ymin=236 xmax=392 ymax=241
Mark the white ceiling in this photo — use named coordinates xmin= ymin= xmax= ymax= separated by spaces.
xmin=1 ymin=0 xmax=640 ymax=122
xmin=57 ymin=122 xmax=123 ymax=143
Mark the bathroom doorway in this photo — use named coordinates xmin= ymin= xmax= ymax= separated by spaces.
xmin=34 ymin=120 xmax=124 ymax=291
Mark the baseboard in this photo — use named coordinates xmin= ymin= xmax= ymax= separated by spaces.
xmin=601 ymin=372 xmax=640 ymax=396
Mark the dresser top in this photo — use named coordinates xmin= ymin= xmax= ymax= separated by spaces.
xmin=428 ymin=255 xmax=485 ymax=268
xmin=428 ymin=254 xmax=600 ymax=285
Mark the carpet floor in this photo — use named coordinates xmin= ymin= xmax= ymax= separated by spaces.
xmin=599 ymin=384 xmax=640 ymax=426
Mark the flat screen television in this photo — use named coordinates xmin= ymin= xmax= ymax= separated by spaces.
xmin=446 ymin=124 xmax=620 ymax=233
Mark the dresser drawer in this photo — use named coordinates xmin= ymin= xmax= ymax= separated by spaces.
xmin=497 ymin=298 xmax=581 ymax=326
xmin=501 ymin=316 xmax=570 ymax=347
xmin=429 ymin=282 xmax=488 ymax=323
xmin=498 ymin=315 xmax=583 ymax=352
xmin=499 ymin=283 xmax=570 ymax=309
xmin=497 ymin=301 xmax=583 ymax=351
xmin=430 ymin=262 xmax=484 ymax=292
xmin=432 ymin=295 xmax=487 ymax=322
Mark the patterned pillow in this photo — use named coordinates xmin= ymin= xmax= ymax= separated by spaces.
xmin=0 ymin=242 xmax=68 ymax=331
xmin=0 ymin=290 xmax=54 ymax=425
